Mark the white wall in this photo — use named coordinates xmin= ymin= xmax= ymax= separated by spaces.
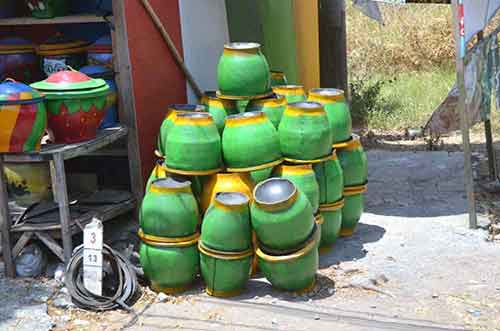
xmin=179 ymin=0 xmax=230 ymax=103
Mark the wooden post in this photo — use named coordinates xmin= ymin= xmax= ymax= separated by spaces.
xmin=452 ymin=0 xmax=477 ymax=229
xmin=0 ymin=157 xmax=15 ymax=277
xmin=318 ymin=0 xmax=348 ymax=93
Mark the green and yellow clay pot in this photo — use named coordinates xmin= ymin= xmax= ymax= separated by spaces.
xmin=251 ymin=178 xmax=314 ymax=251
xmin=140 ymin=177 xmax=199 ymax=238
xmin=274 ymin=164 xmax=320 ymax=214
xmin=201 ymin=91 xmax=238 ymax=133
xmin=199 ymin=242 xmax=253 ymax=297
xmin=270 ymin=71 xmax=288 ymax=87
xmin=318 ymin=198 xmax=345 ymax=253
xmin=201 ymin=192 xmax=252 ymax=252
xmin=336 ymin=135 xmax=368 ymax=187
xmin=272 ymin=85 xmax=306 ymax=103
xmin=256 ymin=224 xmax=319 ymax=293
xmin=165 ymin=112 xmax=223 ymax=175
xmin=308 ymin=88 xmax=352 ymax=144
xmin=312 ymin=151 xmax=344 ymax=205
xmin=157 ymin=104 xmax=206 ymax=158
xmin=222 ymin=111 xmax=282 ymax=172
xmin=341 ymin=184 xmax=367 ymax=237
xmin=250 ymin=166 xmax=274 ymax=184
xmin=200 ymin=172 xmax=255 ymax=213
xmin=217 ymin=42 xmax=271 ymax=99
xmin=246 ymin=94 xmax=287 ymax=128
xmin=145 ymin=159 xmax=168 ymax=192
xmin=139 ymin=233 xmax=200 ymax=294
xmin=278 ymin=101 xmax=332 ymax=162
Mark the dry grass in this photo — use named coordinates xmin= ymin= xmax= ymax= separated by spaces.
xmin=347 ymin=3 xmax=454 ymax=76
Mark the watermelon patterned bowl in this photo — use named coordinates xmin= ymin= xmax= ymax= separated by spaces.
xmin=31 ymin=70 xmax=110 ymax=144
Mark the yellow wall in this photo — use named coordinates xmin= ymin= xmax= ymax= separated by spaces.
xmin=293 ymin=0 xmax=320 ymax=92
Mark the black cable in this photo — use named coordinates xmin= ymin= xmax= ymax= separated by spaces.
xmin=65 ymin=244 xmax=139 ymax=311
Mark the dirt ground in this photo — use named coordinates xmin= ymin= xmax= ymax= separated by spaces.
xmin=1 ymin=133 xmax=500 ymax=331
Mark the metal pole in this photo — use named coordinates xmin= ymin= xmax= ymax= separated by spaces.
xmin=452 ymin=0 xmax=477 ymax=229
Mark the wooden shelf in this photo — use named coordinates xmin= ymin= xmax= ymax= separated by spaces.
xmin=0 ymin=14 xmax=112 ymax=26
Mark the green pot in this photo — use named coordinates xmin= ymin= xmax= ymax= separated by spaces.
xmin=341 ymin=186 xmax=366 ymax=237
xmin=199 ymin=242 xmax=253 ymax=297
xmin=272 ymin=85 xmax=306 ymax=103
xmin=337 ymin=135 xmax=368 ymax=187
xmin=246 ymin=94 xmax=286 ymax=128
xmin=257 ymin=224 xmax=319 ymax=292
xmin=313 ymin=152 xmax=344 ymax=204
xmin=201 ymin=91 xmax=238 ymax=133
xmin=278 ymin=102 xmax=332 ymax=162
xmin=308 ymin=88 xmax=352 ymax=144
xmin=201 ymin=192 xmax=252 ymax=252
xmin=27 ymin=0 xmax=68 ymax=19
xmin=139 ymin=236 xmax=200 ymax=294
xmin=157 ymin=104 xmax=206 ymax=158
xmin=222 ymin=111 xmax=282 ymax=172
xmin=318 ymin=199 xmax=344 ymax=252
xmin=274 ymin=164 xmax=320 ymax=214
xmin=270 ymin=71 xmax=288 ymax=87
xmin=140 ymin=178 xmax=199 ymax=238
xmin=217 ymin=42 xmax=271 ymax=98
xmin=251 ymin=178 xmax=314 ymax=251
xmin=165 ymin=112 xmax=223 ymax=175
xmin=250 ymin=166 xmax=274 ymax=184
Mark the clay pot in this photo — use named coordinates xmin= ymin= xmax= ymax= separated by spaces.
xmin=157 ymin=104 xmax=205 ymax=158
xmin=200 ymin=91 xmax=238 ymax=133
xmin=256 ymin=224 xmax=319 ymax=292
xmin=222 ymin=111 xmax=282 ymax=172
xmin=250 ymin=166 xmax=274 ymax=185
xmin=336 ymin=135 xmax=368 ymax=187
xmin=341 ymin=184 xmax=367 ymax=237
xmin=278 ymin=101 xmax=332 ymax=162
xmin=272 ymin=85 xmax=306 ymax=103
xmin=139 ymin=234 xmax=200 ymax=294
xmin=217 ymin=42 xmax=271 ymax=99
xmin=31 ymin=70 xmax=110 ymax=144
xmin=165 ymin=112 xmax=222 ymax=176
xmin=200 ymin=172 xmax=255 ymax=213
xmin=318 ymin=198 xmax=345 ymax=253
xmin=270 ymin=71 xmax=288 ymax=87
xmin=308 ymin=88 xmax=352 ymax=144
xmin=0 ymin=80 xmax=46 ymax=153
xmin=274 ymin=164 xmax=320 ymax=214
xmin=312 ymin=151 xmax=344 ymax=204
xmin=140 ymin=177 xmax=199 ymax=239
xmin=201 ymin=192 xmax=252 ymax=252
xmin=25 ymin=0 xmax=68 ymax=18
xmin=251 ymin=178 xmax=314 ymax=251
xmin=37 ymin=34 xmax=89 ymax=77
xmin=246 ymin=94 xmax=286 ymax=128
xmin=0 ymin=37 xmax=42 ymax=83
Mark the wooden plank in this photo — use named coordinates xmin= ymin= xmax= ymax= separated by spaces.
xmin=0 ymin=14 xmax=111 ymax=26
xmin=318 ymin=0 xmax=348 ymax=93
xmin=34 ymin=232 xmax=64 ymax=262
xmin=0 ymin=158 xmax=15 ymax=277
xmin=112 ymin=0 xmax=144 ymax=202
xmin=2 ymin=126 xmax=128 ymax=163
xmin=452 ymin=0 xmax=477 ymax=228
xmin=51 ymin=153 xmax=73 ymax=263
xmin=12 ymin=232 xmax=33 ymax=258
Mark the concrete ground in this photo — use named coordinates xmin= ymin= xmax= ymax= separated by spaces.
xmin=1 ymin=150 xmax=499 ymax=331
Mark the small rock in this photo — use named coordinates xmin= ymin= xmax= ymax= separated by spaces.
xmin=270 ymin=299 xmax=278 ymax=304
xmin=74 ymin=319 xmax=90 ymax=326
xmin=271 ymin=318 xmax=278 ymax=325
xmin=328 ymin=288 xmax=335 ymax=295
xmin=370 ymin=305 xmax=377 ymax=309
xmin=466 ymin=309 xmax=481 ymax=317
xmin=52 ymin=295 xmax=74 ymax=309
xmin=157 ymin=292 xmax=168 ymax=302
xmin=432 ymin=294 xmax=439 ymax=299
xmin=314 ymin=314 xmax=320 ymax=320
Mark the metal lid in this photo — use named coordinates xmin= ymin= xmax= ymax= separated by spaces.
xmin=31 ymin=70 xmax=108 ymax=91
xmin=0 ymin=79 xmax=44 ymax=105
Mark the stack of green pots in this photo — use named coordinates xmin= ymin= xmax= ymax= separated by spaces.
xmin=251 ymin=178 xmax=318 ymax=292
xmin=335 ymin=134 xmax=368 ymax=237
xmin=139 ymin=177 xmax=200 ymax=294
xmin=200 ymin=192 xmax=253 ymax=297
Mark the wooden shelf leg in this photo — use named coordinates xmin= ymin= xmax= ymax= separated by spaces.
xmin=0 ymin=158 xmax=16 ymax=277
xmin=51 ymin=153 xmax=73 ymax=263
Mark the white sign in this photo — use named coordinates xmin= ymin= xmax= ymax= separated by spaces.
xmin=83 ymin=218 xmax=103 ymax=296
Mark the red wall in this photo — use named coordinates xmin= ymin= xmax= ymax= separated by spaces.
xmin=124 ymin=0 xmax=187 ymax=182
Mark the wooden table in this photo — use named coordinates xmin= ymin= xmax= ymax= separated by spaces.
xmin=0 ymin=126 xmax=136 ymax=278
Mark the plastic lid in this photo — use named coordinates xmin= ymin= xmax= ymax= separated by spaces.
xmin=0 ymin=79 xmax=44 ymax=105
xmin=31 ymin=70 xmax=108 ymax=91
